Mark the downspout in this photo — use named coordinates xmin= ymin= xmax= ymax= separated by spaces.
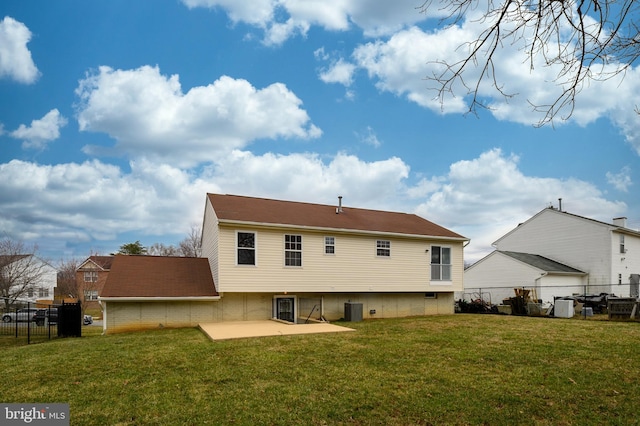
xmin=535 ymin=272 xmax=547 ymax=303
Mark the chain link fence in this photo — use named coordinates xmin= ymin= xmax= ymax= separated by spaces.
xmin=457 ymin=283 xmax=640 ymax=320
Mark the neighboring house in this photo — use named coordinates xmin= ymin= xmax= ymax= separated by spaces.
xmin=76 ymin=256 xmax=114 ymax=310
xmin=464 ymin=251 xmax=587 ymax=305
xmin=201 ymin=194 xmax=468 ymax=323
xmin=464 ymin=207 xmax=640 ymax=304
xmin=100 ymin=255 xmax=219 ymax=333
xmin=0 ymin=255 xmax=57 ymax=306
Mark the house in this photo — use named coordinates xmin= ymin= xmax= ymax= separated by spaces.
xmin=464 ymin=207 xmax=640 ymax=305
xmin=98 ymin=194 xmax=468 ymax=333
xmin=464 ymin=251 xmax=587 ymax=305
xmin=99 ymin=255 xmax=219 ymax=333
xmin=0 ymin=255 xmax=57 ymax=306
xmin=75 ymin=256 xmax=114 ymax=310
xmin=200 ymin=194 xmax=468 ymax=323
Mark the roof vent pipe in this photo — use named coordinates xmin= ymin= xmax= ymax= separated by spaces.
xmin=337 ymin=196 xmax=343 ymax=214
xmin=558 ymin=198 xmax=562 ymax=212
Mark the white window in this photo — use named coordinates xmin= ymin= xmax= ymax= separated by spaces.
xmin=237 ymin=232 xmax=256 ymax=265
xmin=84 ymin=271 xmax=98 ymax=282
xmin=431 ymin=246 xmax=451 ymax=281
xmin=38 ymin=288 xmax=49 ymax=298
xmin=84 ymin=290 xmax=99 ymax=301
xmin=620 ymin=235 xmax=625 ymax=254
xmin=324 ymin=236 xmax=335 ymax=254
xmin=285 ymin=235 xmax=302 ymax=267
xmin=377 ymin=240 xmax=390 ymax=257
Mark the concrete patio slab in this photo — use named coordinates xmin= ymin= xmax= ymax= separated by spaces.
xmin=199 ymin=320 xmax=356 ymax=341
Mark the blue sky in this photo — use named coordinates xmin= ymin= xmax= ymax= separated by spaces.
xmin=1 ymin=0 xmax=638 ymax=263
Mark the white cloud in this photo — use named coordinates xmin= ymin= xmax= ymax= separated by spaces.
xmin=353 ymin=27 xmax=470 ymax=114
xmin=0 ymin=16 xmax=40 ymax=84
xmin=0 ymin=151 xmax=410 ymax=255
xmin=319 ymin=58 xmax=356 ymax=86
xmin=354 ymin=126 xmax=381 ymax=147
xmin=205 ymin=150 xmax=408 ymax=205
xmin=412 ymin=149 xmax=627 ymax=261
xmin=606 ymin=166 xmax=632 ymax=192
xmin=181 ymin=0 xmax=432 ymax=45
xmin=0 ymin=159 xmax=210 ymax=245
xmin=0 ymin=149 xmax=628 ymax=262
xmin=75 ymin=65 xmax=321 ymax=167
xmin=10 ymin=109 xmax=68 ymax=149
xmin=350 ymin=25 xmax=640 ymax=155
xmin=181 ymin=0 xmax=640 ymax=154
xmin=182 ymin=0 xmax=276 ymax=26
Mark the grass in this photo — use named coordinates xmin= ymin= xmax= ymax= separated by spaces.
xmin=1 ymin=315 xmax=639 ymax=425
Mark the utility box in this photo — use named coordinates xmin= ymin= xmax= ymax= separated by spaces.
xmin=555 ymin=300 xmax=574 ymax=318
xmin=344 ymin=302 xmax=363 ymax=322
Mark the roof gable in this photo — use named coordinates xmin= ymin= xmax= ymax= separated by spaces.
xmin=207 ymin=194 xmax=466 ymax=240
xmin=495 ymin=208 xmax=640 ymax=245
xmin=78 ymin=256 xmax=114 ymax=271
xmin=101 ymin=255 xmax=218 ymax=298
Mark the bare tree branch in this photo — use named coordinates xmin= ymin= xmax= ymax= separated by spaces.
xmin=0 ymin=239 xmax=50 ymax=309
xmin=420 ymin=0 xmax=640 ymax=124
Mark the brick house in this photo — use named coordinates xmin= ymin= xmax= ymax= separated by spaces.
xmin=76 ymin=256 xmax=114 ymax=311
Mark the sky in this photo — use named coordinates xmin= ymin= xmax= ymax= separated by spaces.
xmin=1 ymin=0 xmax=638 ymax=264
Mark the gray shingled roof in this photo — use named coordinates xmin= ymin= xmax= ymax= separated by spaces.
xmin=499 ymin=251 xmax=585 ymax=274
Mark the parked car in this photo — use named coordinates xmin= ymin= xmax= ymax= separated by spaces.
xmin=2 ymin=308 xmax=39 ymax=323
xmin=34 ymin=308 xmax=94 ymax=326
xmin=34 ymin=308 xmax=58 ymax=326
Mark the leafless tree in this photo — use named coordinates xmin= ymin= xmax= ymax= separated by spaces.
xmin=145 ymin=225 xmax=203 ymax=257
xmin=148 ymin=242 xmax=180 ymax=256
xmin=0 ymin=239 xmax=49 ymax=310
xmin=419 ymin=0 xmax=640 ymax=125
xmin=56 ymin=257 xmax=81 ymax=299
xmin=178 ymin=224 xmax=202 ymax=257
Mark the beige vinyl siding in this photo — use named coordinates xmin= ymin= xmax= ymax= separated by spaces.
xmin=216 ymin=225 xmax=464 ymax=293
xmin=201 ymin=198 xmax=220 ymax=286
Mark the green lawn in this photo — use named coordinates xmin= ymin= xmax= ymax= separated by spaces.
xmin=1 ymin=315 xmax=639 ymax=425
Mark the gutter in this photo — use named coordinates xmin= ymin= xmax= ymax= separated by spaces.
xmin=218 ymin=219 xmax=469 ymax=242
xmin=98 ymin=296 xmax=221 ymax=302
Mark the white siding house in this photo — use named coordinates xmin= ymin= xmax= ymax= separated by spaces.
xmin=202 ymin=194 xmax=468 ymax=322
xmin=464 ymin=251 xmax=587 ymax=304
xmin=464 ymin=207 xmax=640 ymax=304
xmin=0 ymin=255 xmax=57 ymax=305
